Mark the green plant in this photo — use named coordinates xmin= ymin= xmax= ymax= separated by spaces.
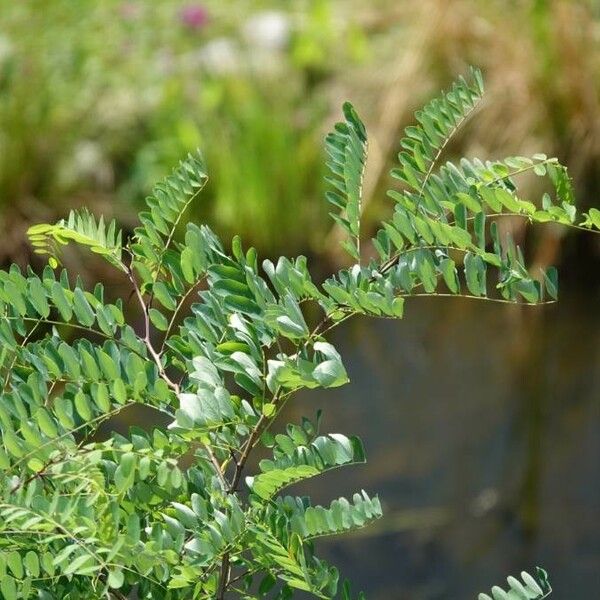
xmin=1 ymin=68 xmax=598 ymax=599
xmin=478 ymin=567 xmax=552 ymax=600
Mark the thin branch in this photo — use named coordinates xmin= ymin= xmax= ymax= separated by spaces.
xmin=126 ymin=266 xmax=180 ymax=393
xmin=228 ymin=412 xmax=268 ymax=494
xmin=159 ymin=276 xmax=206 ymax=354
xmin=395 ymin=291 xmax=556 ymax=307
xmin=205 ymin=443 xmax=228 ymax=490
xmin=126 ymin=266 xmax=151 ymax=341
xmin=2 ymin=316 xmax=116 ymax=342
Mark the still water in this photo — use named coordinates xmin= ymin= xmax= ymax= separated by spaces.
xmin=287 ymin=292 xmax=600 ymax=599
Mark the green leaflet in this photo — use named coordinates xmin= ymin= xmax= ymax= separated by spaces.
xmin=0 ymin=576 xmax=17 ymax=600
xmin=149 ymin=307 xmax=169 ymax=331
xmin=73 ymin=287 xmax=96 ymax=327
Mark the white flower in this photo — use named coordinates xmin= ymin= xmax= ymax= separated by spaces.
xmin=197 ymin=37 xmax=241 ymax=75
xmin=242 ymin=11 xmax=290 ymax=52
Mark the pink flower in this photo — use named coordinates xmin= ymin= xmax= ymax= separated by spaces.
xmin=180 ymin=4 xmax=209 ymax=30
xmin=120 ymin=2 xmax=142 ymax=20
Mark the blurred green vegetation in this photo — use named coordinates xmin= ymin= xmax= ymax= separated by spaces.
xmin=1 ymin=0 xmax=599 ymax=267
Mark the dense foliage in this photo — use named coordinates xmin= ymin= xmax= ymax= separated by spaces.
xmin=0 ymin=69 xmax=598 ymax=599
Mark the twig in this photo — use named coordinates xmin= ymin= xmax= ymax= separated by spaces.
xmin=126 ymin=266 xmax=180 ymax=394
xmin=228 ymin=413 xmax=268 ymax=494
xmin=159 ymin=276 xmax=206 ymax=354
xmin=205 ymin=444 xmax=228 ymax=490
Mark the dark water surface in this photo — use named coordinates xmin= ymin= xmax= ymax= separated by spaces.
xmin=285 ymin=292 xmax=600 ymax=599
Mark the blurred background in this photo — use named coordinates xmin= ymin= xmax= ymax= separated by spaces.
xmin=2 ymin=0 xmax=599 ymax=597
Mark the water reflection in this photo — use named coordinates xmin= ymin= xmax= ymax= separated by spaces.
xmin=287 ymin=292 xmax=600 ymax=598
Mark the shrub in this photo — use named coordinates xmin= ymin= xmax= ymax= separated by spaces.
xmin=0 ymin=68 xmax=597 ymax=599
